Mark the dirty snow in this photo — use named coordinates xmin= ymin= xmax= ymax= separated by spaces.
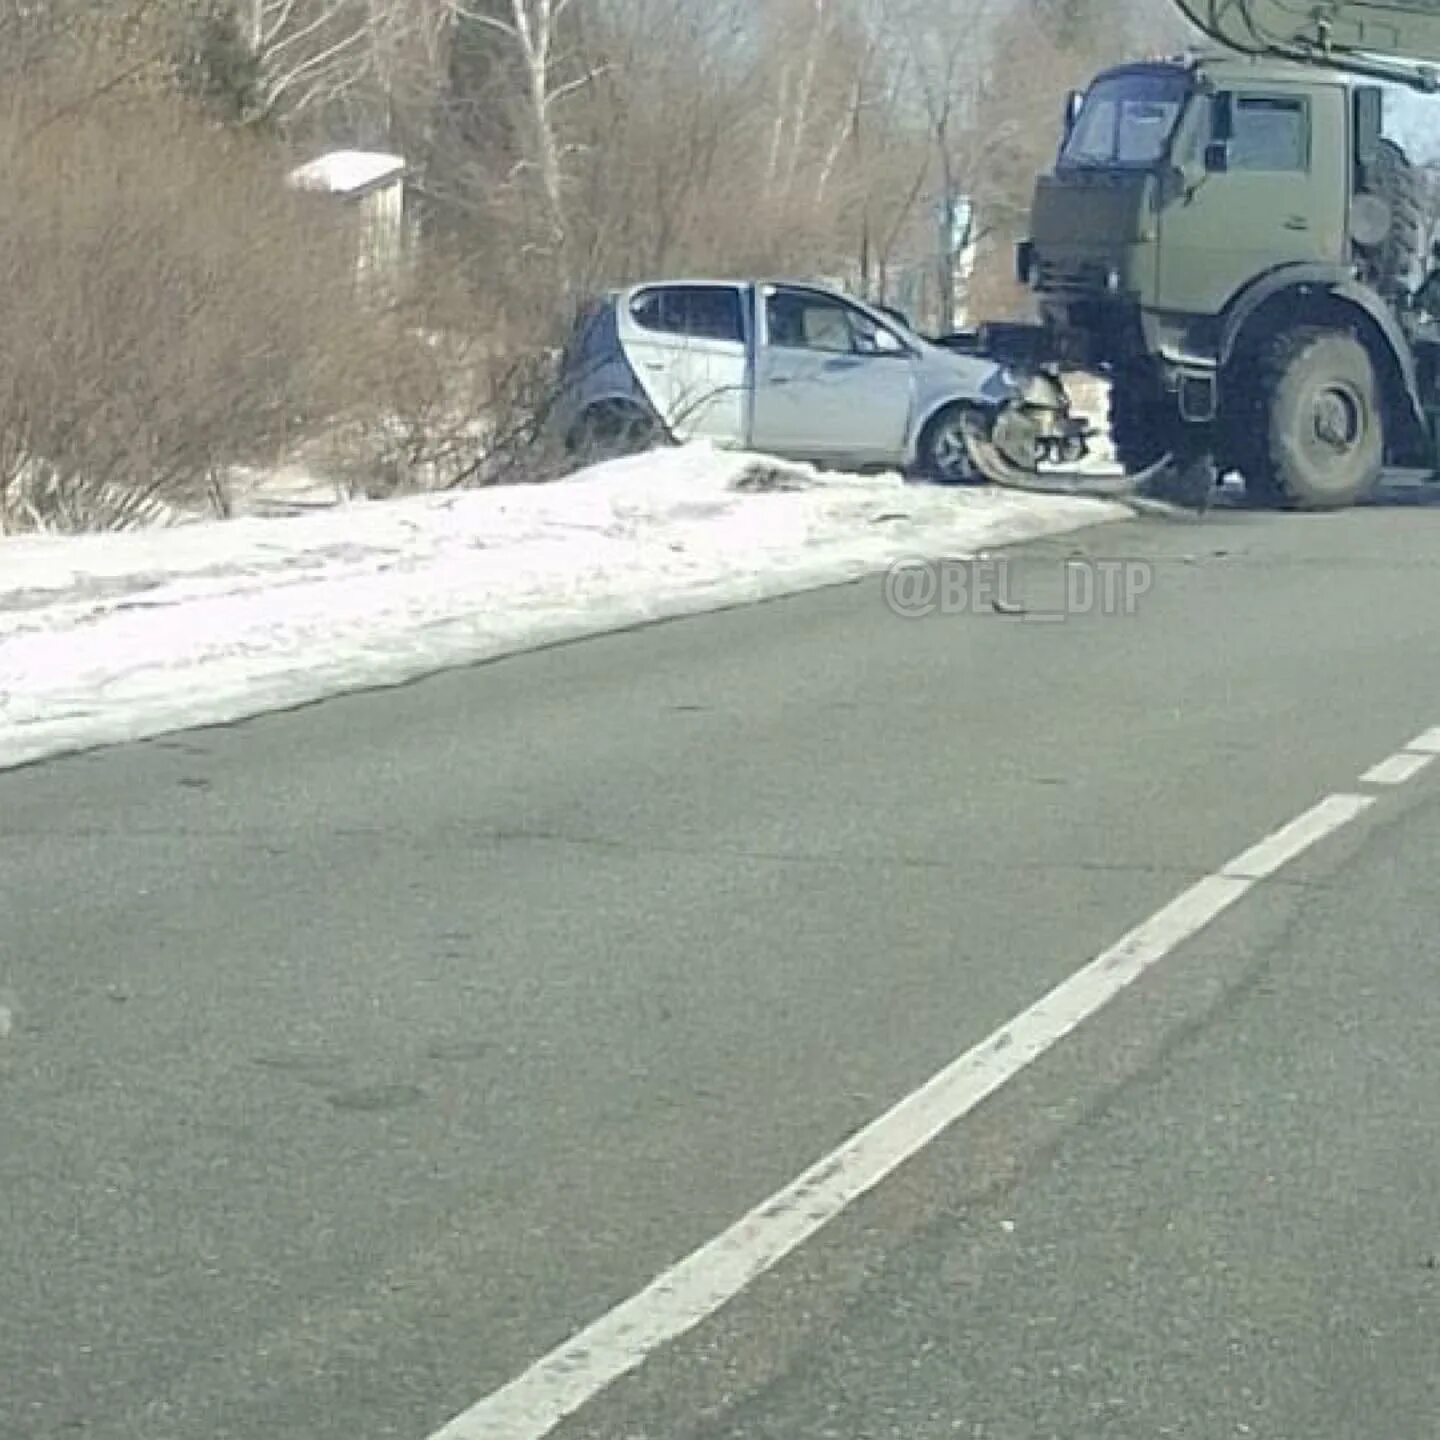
xmin=0 ymin=444 xmax=1128 ymax=771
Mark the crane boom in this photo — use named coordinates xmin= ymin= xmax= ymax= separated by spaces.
xmin=1171 ymin=0 xmax=1440 ymax=91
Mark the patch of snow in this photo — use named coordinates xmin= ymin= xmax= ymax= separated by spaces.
xmin=289 ymin=150 xmax=405 ymax=196
xmin=223 ymin=463 xmax=350 ymax=518
xmin=0 ymin=444 xmax=1128 ymax=771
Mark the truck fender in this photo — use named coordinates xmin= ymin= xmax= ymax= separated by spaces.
xmin=1218 ymin=264 xmax=1426 ymax=434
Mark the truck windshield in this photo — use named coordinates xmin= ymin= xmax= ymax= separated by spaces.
xmin=1060 ymin=72 xmax=1191 ymax=169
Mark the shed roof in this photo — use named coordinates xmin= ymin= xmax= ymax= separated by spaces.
xmin=289 ymin=150 xmax=406 ymax=197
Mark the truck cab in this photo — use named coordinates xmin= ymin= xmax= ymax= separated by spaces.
xmin=1025 ymin=53 xmax=1376 ymax=372
xmin=1012 ymin=25 xmax=1440 ymax=508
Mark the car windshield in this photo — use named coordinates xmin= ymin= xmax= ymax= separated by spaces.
xmin=1060 ymin=71 xmax=1191 ymax=168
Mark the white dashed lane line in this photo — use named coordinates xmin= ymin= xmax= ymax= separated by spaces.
xmin=1403 ymin=726 xmax=1440 ymax=755
xmin=1359 ymin=726 xmax=1440 ymax=787
xmin=1363 ymin=752 xmax=1436 ymax=787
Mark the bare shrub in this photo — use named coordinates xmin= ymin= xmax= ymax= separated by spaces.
xmin=304 ymin=240 xmax=584 ymax=500
xmin=0 ymin=66 xmax=389 ymax=533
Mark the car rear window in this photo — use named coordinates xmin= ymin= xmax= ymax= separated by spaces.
xmin=630 ymin=286 xmax=744 ymax=343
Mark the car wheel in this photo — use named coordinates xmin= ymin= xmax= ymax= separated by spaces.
xmin=567 ymin=401 xmax=660 ymax=463
xmin=915 ymin=405 xmax=984 ymax=484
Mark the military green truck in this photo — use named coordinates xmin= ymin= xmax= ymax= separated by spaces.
xmin=968 ymin=0 xmax=1440 ymax=509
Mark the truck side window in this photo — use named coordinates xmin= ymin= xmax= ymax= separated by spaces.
xmin=631 ymin=286 xmax=744 ymax=343
xmin=1228 ymin=96 xmax=1308 ymax=172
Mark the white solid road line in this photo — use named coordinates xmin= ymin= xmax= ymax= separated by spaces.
xmin=1362 ymin=752 xmax=1436 ymax=787
xmin=426 ymin=789 xmax=1377 ymax=1440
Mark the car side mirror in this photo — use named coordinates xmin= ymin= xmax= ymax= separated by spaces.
xmin=1063 ymin=89 xmax=1083 ymax=140
xmin=1204 ymin=141 xmax=1230 ymax=173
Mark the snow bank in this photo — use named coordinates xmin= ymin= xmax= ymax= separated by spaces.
xmin=0 ymin=445 xmax=1127 ymax=770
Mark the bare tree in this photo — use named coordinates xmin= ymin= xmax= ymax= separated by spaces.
xmin=454 ymin=0 xmax=604 ymax=268
xmin=240 ymin=0 xmax=386 ymax=123
xmin=875 ymin=0 xmax=1009 ymax=330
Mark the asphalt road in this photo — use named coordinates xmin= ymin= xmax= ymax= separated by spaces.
xmin=4 ymin=485 xmax=1440 ymax=1440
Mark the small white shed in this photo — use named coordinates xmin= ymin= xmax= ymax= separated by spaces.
xmin=288 ymin=149 xmax=410 ymax=294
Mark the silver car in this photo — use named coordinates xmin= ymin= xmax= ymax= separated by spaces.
xmin=549 ymin=278 xmax=1049 ymax=482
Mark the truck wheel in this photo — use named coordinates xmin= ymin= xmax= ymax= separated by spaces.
xmin=1108 ymin=365 xmax=1177 ymax=473
xmin=1252 ymin=328 xmax=1383 ymax=510
xmin=1219 ymin=339 xmax=1284 ymax=506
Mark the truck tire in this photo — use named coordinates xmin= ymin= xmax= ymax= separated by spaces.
xmin=1362 ymin=138 xmax=1424 ymax=298
xmin=1247 ymin=327 xmax=1383 ymax=510
xmin=1221 ymin=341 xmax=1284 ymax=506
xmin=1107 ymin=365 xmax=1178 ymax=473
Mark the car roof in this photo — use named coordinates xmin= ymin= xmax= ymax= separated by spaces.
xmin=613 ymin=277 xmax=859 ymax=294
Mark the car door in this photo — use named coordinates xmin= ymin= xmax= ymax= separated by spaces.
xmin=749 ymin=285 xmax=915 ymax=463
xmin=615 ymin=284 xmax=750 ymax=445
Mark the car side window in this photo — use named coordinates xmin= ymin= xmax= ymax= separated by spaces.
xmin=846 ymin=307 xmax=895 ymax=354
xmin=1229 ymin=95 xmax=1308 ymax=171
xmin=630 ymin=286 xmax=744 ymax=343
xmin=766 ymin=289 xmax=896 ymax=355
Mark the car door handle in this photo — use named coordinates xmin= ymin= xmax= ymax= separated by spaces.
xmin=1284 ymin=216 xmax=1309 ymax=231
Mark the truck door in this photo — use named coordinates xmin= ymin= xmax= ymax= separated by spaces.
xmin=1157 ymin=82 xmax=1348 ymax=315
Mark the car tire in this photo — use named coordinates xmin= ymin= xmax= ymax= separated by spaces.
xmin=915 ymin=404 xmax=984 ymax=484
xmin=566 ymin=401 xmax=660 ymax=463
